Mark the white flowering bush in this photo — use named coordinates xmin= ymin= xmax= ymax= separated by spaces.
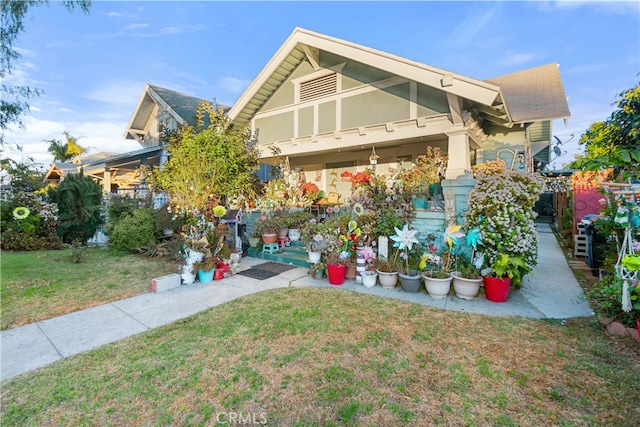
xmin=464 ymin=170 xmax=545 ymax=288
xmin=0 ymin=191 xmax=62 ymax=250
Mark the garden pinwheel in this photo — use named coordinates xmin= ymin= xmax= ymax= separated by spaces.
xmin=443 ymin=224 xmax=465 ymax=249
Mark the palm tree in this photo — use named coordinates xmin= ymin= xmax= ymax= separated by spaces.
xmin=46 ymin=131 xmax=87 ymax=162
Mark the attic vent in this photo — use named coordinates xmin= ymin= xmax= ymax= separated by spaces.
xmin=299 ymin=73 xmax=337 ymax=102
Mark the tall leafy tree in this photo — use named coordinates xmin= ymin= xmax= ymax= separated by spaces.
xmin=48 ymin=172 xmax=103 ymax=244
xmin=0 ymin=0 xmax=91 ymax=146
xmin=0 ymin=156 xmax=45 ymax=193
xmin=569 ymin=82 xmax=640 ymax=179
xmin=147 ymin=102 xmax=261 ymax=214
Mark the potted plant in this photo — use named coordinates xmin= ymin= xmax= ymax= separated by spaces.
xmin=465 ymin=167 xmax=545 ymax=300
xmin=286 ymin=210 xmax=313 ymax=241
xmin=448 ymin=225 xmax=483 ymax=300
xmin=389 ymin=223 xmax=422 ymax=292
xmin=481 ymin=253 xmax=527 ymax=302
xmin=376 ymin=256 xmax=400 ymax=289
xmin=308 ymin=260 xmax=326 ymax=280
xmin=402 ymin=146 xmax=447 ymax=210
xmin=421 ymin=251 xmax=454 ymax=298
xmin=325 ymin=251 xmax=349 ymax=285
xmin=358 ymin=245 xmax=378 ymax=288
xmin=193 ymin=257 xmax=218 ymax=283
xmin=259 ymin=213 xmax=287 ymax=243
xmin=301 ymin=219 xmax=331 ymax=262
xmin=420 ymin=232 xmax=455 ymax=299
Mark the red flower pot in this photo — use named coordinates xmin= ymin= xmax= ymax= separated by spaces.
xmin=213 ymin=269 xmax=224 ymax=280
xmin=483 ymin=276 xmax=511 ymax=302
xmin=327 ymin=263 xmax=347 ymax=285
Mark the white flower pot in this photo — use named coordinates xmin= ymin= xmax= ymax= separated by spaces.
xmin=361 ymin=271 xmax=378 ymax=288
xmin=308 ymin=251 xmax=321 ymax=263
xmin=288 ymin=228 xmax=301 ymax=241
xmin=451 ymin=272 xmax=482 ymax=300
xmin=422 ymin=272 xmax=452 ymax=299
xmin=377 ymin=270 xmax=398 ymax=289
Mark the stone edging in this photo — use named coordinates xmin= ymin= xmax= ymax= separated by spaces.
xmin=598 ymin=314 xmax=640 ymax=344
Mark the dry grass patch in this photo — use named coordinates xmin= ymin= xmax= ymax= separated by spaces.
xmin=2 ymin=287 xmax=638 ymax=426
xmin=1 ymin=248 xmax=176 ymax=330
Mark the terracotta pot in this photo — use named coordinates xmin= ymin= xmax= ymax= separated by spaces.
xmin=483 ymin=276 xmax=511 ymax=302
xmin=262 ymin=233 xmax=278 ymax=244
xmin=327 ymin=263 xmax=347 ymax=285
xmin=345 ymin=263 xmax=357 ymax=280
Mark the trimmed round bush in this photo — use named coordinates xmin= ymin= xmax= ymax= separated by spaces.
xmin=108 ymin=208 xmax=157 ymax=253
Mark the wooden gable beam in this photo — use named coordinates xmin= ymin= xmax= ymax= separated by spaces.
xmin=301 ymin=44 xmax=320 ymax=70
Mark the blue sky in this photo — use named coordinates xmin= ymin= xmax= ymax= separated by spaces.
xmin=3 ymin=0 xmax=639 ymax=168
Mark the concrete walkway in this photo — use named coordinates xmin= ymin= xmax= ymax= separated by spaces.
xmin=0 ymin=223 xmax=593 ymax=382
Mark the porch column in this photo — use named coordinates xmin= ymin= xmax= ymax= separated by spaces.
xmin=103 ymin=169 xmax=111 ymax=193
xmin=445 ymin=129 xmax=471 ymax=180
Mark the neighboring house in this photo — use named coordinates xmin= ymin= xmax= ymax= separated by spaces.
xmin=44 ymin=84 xmax=220 ymax=197
xmin=227 ymin=27 xmax=570 ymax=201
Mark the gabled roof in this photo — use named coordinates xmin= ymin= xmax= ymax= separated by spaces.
xmin=486 ymin=63 xmax=570 ymax=124
xmin=124 ymin=84 xmax=223 ymax=140
xmin=228 ymin=27 xmax=503 ymax=128
xmin=43 ymin=161 xmax=79 ymax=181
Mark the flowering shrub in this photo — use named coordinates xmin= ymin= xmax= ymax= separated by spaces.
xmin=0 ymin=192 xmax=62 ymax=250
xmin=465 ymin=170 xmax=545 ymax=288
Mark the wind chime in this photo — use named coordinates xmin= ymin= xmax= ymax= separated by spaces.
xmin=611 ymin=184 xmax=640 ymax=312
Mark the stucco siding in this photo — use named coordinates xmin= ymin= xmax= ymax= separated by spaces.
xmin=341 ymin=83 xmax=410 ymax=129
xmin=318 ymin=101 xmax=336 ymax=134
xmin=417 ymin=84 xmax=449 ymax=116
xmin=255 ymin=111 xmax=294 ymax=142
xmin=482 ymin=123 xmax=526 ymax=166
xmin=334 ymin=56 xmax=396 ymax=89
xmin=298 ymin=106 xmax=314 ymax=137
xmin=261 ymin=61 xmax=314 ymax=111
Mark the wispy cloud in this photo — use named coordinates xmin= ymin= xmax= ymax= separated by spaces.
xmin=218 ymin=77 xmax=250 ymax=95
xmin=125 ymin=23 xmax=149 ymax=30
xmin=544 ymin=0 xmax=640 ymax=15
xmin=83 ymin=81 xmax=146 ymax=111
xmin=496 ymin=52 xmax=539 ymax=67
xmin=446 ymin=3 xmax=502 ymax=47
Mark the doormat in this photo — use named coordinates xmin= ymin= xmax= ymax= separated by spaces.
xmin=237 ymin=262 xmax=297 ymax=281
xmin=253 ymin=262 xmax=297 ymax=274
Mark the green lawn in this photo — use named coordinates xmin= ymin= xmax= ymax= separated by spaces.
xmin=0 ymin=248 xmax=177 ymax=330
xmin=1 ymin=288 xmax=638 ymax=426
